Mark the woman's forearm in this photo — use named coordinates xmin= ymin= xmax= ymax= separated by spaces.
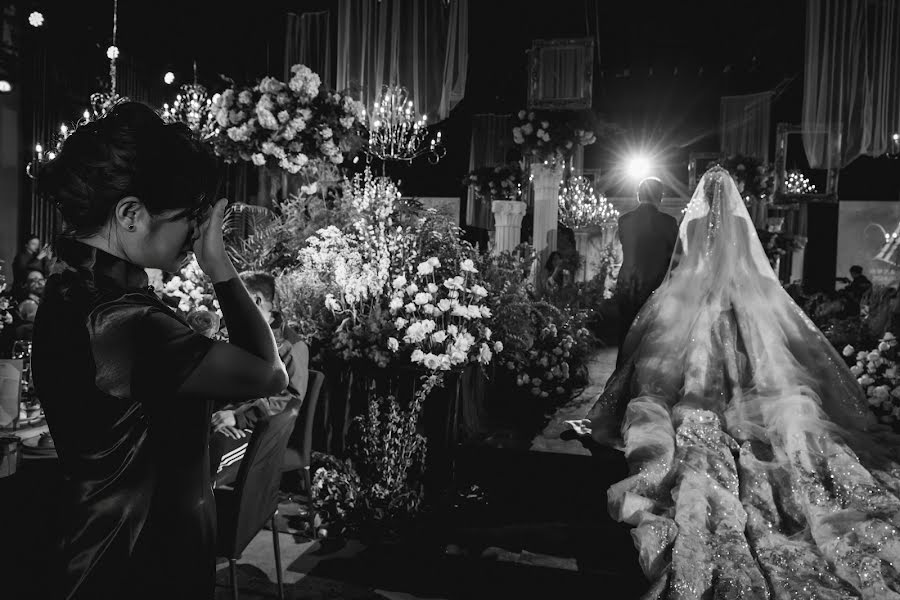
xmin=213 ymin=277 xmax=281 ymax=364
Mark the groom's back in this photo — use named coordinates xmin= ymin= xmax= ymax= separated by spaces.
xmin=617 ymin=204 xmax=678 ymax=289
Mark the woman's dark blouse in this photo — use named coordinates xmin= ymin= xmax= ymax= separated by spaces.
xmin=32 ymin=239 xmax=216 ymax=599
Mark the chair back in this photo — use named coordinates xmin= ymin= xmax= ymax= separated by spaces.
xmin=222 ymin=394 xmax=301 ymax=555
xmin=290 ymin=370 xmax=324 ymax=467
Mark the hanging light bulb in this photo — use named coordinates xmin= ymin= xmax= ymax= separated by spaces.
xmin=0 ymin=80 xmax=11 ymax=93
xmin=164 ymin=71 xmax=175 ymax=85
xmin=106 ymin=45 xmax=120 ymax=60
xmin=28 ymin=11 xmax=44 ymax=27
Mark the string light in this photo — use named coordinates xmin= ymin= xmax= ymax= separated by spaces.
xmin=785 ymin=170 xmax=817 ymax=194
xmin=365 ymin=84 xmax=445 ymax=164
xmin=164 ymin=71 xmax=175 ymax=85
xmin=28 ymin=11 xmax=44 ymax=27
xmin=0 ymin=80 xmax=11 ymax=93
xmin=558 ymin=176 xmax=619 ymax=228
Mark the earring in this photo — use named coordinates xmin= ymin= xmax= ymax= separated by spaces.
xmin=127 ymin=225 xmax=135 ymax=231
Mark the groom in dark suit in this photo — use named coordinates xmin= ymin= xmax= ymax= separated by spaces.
xmin=614 ymin=177 xmax=679 ymax=367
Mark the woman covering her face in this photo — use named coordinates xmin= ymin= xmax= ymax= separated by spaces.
xmin=31 ymin=102 xmax=288 ymax=600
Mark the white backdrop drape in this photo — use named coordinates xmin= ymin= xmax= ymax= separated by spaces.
xmin=802 ymin=0 xmax=900 ymax=168
xmin=720 ymin=91 xmax=773 ymax=162
xmin=335 ymin=0 xmax=468 ymax=121
xmin=284 ymin=11 xmax=333 ymax=87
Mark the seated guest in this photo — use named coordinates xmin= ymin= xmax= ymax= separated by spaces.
xmin=12 ymin=234 xmax=52 ymax=287
xmin=31 ymin=102 xmax=288 ymax=600
xmin=17 ymin=269 xmax=46 ymax=304
xmin=208 ymin=271 xmax=309 ymax=485
xmin=12 ymin=298 xmax=38 ymax=341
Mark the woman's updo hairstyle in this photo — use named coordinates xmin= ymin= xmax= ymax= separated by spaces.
xmin=38 ymin=101 xmax=219 ymax=237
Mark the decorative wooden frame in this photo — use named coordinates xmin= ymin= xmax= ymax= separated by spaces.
xmin=527 ymin=38 xmax=594 ymax=110
xmin=688 ymin=152 xmax=722 ymax=191
xmin=773 ymin=122 xmax=840 ymax=200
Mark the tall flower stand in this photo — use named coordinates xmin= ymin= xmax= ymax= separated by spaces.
xmin=491 ymin=200 xmax=527 ymax=255
xmin=531 ymin=163 xmax=564 ymax=288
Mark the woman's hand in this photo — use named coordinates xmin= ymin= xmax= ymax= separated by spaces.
xmin=211 ymin=409 xmax=236 ymax=429
xmin=192 ymin=199 xmax=237 ymax=283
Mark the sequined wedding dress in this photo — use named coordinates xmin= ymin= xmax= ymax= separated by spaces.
xmin=573 ymin=168 xmax=900 ymax=599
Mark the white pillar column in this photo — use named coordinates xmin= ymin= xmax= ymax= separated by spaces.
xmin=531 ymin=163 xmax=563 ymax=288
xmin=491 ymin=200 xmax=527 ymax=255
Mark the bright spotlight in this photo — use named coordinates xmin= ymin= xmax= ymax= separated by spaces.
xmin=0 ymin=80 xmax=11 ymax=93
xmin=164 ymin=71 xmax=175 ymax=85
xmin=625 ymin=154 xmax=653 ymax=181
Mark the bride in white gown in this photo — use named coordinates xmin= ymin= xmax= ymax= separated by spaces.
xmin=571 ymin=167 xmax=900 ymax=599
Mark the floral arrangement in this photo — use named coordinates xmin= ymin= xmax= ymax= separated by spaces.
xmin=310 ymin=452 xmax=362 ymax=534
xmin=719 ymin=154 xmax=774 ymax=204
xmin=285 ymin=170 xmax=497 ymax=376
xmin=0 ymin=263 xmax=10 ymax=334
xmin=500 ymin=303 xmax=593 ymax=401
xmin=310 ymin=377 xmax=439 ymax=535
xmin=511 ymin=109 xmax=597 ymax=165
xmin=475 ymin=246 xmax=595 ymax=403
xmin=464 ymin=162 xmax=524 ymax=200
xmin=185 ymin=310 xmax=222 ymax=339
xmin=204 ymin=64 xmax=367 ymax=177
xmin=842 ymin=332 xmax=900 ymax=427
xmin=153 ymin=257 xmax=224 ymax=334
xmin=558 ymin=176 xmax=619 ymax=229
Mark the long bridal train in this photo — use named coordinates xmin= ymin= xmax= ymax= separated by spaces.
xmin=574 ymin=167 xmax=900 ymax=599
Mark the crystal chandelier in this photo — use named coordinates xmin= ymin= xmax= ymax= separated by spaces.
xmin=161 ymin=61 xmax=210 ymax=132
xmin=28 ymin=0 xmax=124 ymax=178
xmin=366 ymin=85 xmax=445 ymax=164
xmin=558 ymin=176 xmax=618 ymax=228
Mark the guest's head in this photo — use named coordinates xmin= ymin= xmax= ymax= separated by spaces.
xmin=850 ymin=265 xmax=864 ymax=279
xmin=24 ymin=234 xmax=40 ymax=255
xmin=240 ymin=271 xmax=276 ymax=324
xmin=25 ymin=270 xmax=45 ymax=299
xmin=17 ymin=299 xmax=38 ymax=323
xmin=37 ymin=102 xmax=219 ymax=272
xmin=637 ymin=177 xmax=664 ymax=205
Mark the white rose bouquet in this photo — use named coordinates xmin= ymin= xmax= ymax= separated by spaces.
xmin=382 ymin=256 xmax=497 ymax=373
xmin=203 ymin=64 xmax=367 ymax=176
xmin=842 ymin=332 xmax=900 ymax=426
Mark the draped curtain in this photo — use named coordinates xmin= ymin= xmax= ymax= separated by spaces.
xmin=335 ymin=0 xmax=468 ymax=121
xmin=803 ymin=0 xmax=900 ymax=168
xmin=465 ymin=114 xmax=513 ymax=228
xmin=284 ymin=11 xmax=333 ymax=87
xmin=720 ymin=91 xmax=773 ymax=162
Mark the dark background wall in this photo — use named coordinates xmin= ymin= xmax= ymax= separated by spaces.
xmin=1 ymin=0 xmax=897 ymax=261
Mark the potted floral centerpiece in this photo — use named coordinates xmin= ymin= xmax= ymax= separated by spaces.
xmin=203 ymin=63 xmax=368 ymax=203
xmin=282 ymin=170 xmax=495 ymax=514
